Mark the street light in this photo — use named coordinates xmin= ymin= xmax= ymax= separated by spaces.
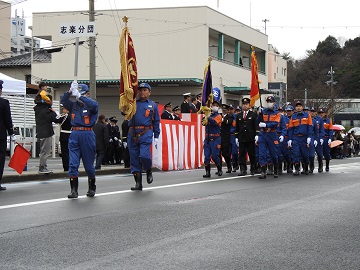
xmin=325 ymin=66 xmax=337 ymax=118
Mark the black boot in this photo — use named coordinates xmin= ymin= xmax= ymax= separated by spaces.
xmin=238 ymin=165 xmax=247 ymax=176
xmin=325 ymin=159 xmax=330 ymax=172
xmin=216 ymin=163 xmax=223 ymax=176
xmin=309 ymin=158 xmax=315 ymax=173
xmin=146 ymin=169 xmax=153 ymax=184
xmin=250 ymin=164 xmax=255 ymax=175
xmin=226 ymin=163 xmax=232 ymax=173
xmin=68 ymin=177 xmax=79 ymax=198
xmin=259 ymin=166 xmax=267 ymax=179
xmin=215 ymin=161 xmax=222 ymax=175
xmin=266 ymin=163 xmax=274 ymax=175
xmin=232 ymin=161 xmax=239 ymax=172
xmin=318 ymin=159 xmax=323 ymax=173
xmin=278 ymin=162 xmax=283 ymax=175
xmin=293 ymin=163 xmax=300 ymax=176
xmin=86 ymin=178 xmax=96 ymax=197
xmin=131 ymin=172 xmax=143 ymax=190
xmin=287 ymin=162 xmax=292 ymax=174
xmin=273 ymin=163 xmax=279 ymax=178
xmin=304 ymin=162 xmax=309 ymax=175
xmin=224 ymin=157 xmax=232 ymax=173
xmin=301 ymin=162 xmax=306 ymax=174
xmin=203 ymin=164 xmax=211 ymax=178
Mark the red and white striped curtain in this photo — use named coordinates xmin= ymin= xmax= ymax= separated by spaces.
xmin=153 ymin=114 xmax=205 ymax=171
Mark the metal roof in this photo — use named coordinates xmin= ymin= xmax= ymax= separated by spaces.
xmin=0 ymin=50 xmax=51 ymax=67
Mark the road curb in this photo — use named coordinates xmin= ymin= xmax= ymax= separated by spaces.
xmin=2 ymin=167 xmax=163 ymax=184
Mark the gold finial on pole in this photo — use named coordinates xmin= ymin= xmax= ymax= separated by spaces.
xmin=122 ymin=16 xmax=128 ymax=26
xmin=251 ymin=45 xmax=256 ymax=51
xmin=208 ymin=56 xmax=212 ymax=62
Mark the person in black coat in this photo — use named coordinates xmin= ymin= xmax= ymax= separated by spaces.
xmin=235 ymin=98 xmax=258 ymax=176
xmin=196 ymin=93 xmax=202 ymax=111
xmin=172 ymin=106 xmax=181 ymax=121
xmin=180 ymin=92 xmax=191 ymax=113
xmin=59 ymin=105 xmax=72 ymax=171
xmin=93 ymin=114 xmax=109 ymax=170
xmin=34 ymin=94 xmax=63 ymax=174
xmin=0 ymin=80 xmax=15 ymax=190
xmin=107 ymin=116 xmax=122 ymax=165
xmin=161 ymin=102 xmax=174 ymax=120
xmin=121 ymin=117 xmax=130 ymax=168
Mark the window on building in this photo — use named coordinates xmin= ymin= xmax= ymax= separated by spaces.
xmin=284 ymin=68 xmax=286 ymax=76
xmin=341 ymin=120 xmax=351 ymax=127
xmin=353 ymin=120 xmax=360 ymax=127
xmin=274 ymin=73 xmax=276 ymax=79
xmin=25 ymin=75 xmax=31 ymax=84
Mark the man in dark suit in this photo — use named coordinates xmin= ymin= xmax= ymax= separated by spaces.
xmin=235 ymin=98 xmax=258 ymax=176
xmin=172 ymin=106 xmax=181 ymax=121
xmin=0 ymin=80 xmax=16 ymax=190
xmin=196 ymin=93 xmax=202 ymax=111
xmin=93 ymin=114 xmax=109 ymax=170
xmin=180 ymin=93 xmax=191 ymax=113
xmin=161 ymin=102 xmax=174 ymax=120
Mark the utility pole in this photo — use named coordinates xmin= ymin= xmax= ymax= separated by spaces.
xmin=262 ymin=18 xmax=269 ymax=34
xmin=89 ymin=0 xmax=96 ymax=99
xmin=326 ymin=66 xmax=337 ymax=118
xmin=304 ymin=88 xmax=308 ymax=106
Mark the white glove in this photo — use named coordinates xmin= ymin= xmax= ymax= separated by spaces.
xmin=320 ymin=139 xmax=324 ymax=145
xmin=10 ymin=134 xmax=16 ymax=142
xmin=72 ymin=89 xmax=81 ymax=99
xmin=154 ymin=138 xmax=159 ymax=149
xmin=70 ymin=81 xmax=78 ymax=91
xmin=258 ymin=107 xmax=263 ymax=113
xmin=109 ymin=138 xmax=113 ymax=143
xmin=314 ymin=140 xmax=318 ymax=147
xmin=287 ymin=140 xmax=292 ymax=148
xmin=255 ymin=135 xmax=259 ymax=143
xmin=259 ymin=122 xmax=266 ymax=128
xmin=123 ymin=142 xmax=127 ymax=149
xmin=279 ymin=135 xmax=284 ymax=143
xmin=307 ymin=137 xmax=311 ymax=145
xmin=235 ymin=138 xmax=239 ymax=147
xmin=328 ymin=139 xmax=332 ymax=145
xmin=114 ymin=137 xmax=118 ymax=141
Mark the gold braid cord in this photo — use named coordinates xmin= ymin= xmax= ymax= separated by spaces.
xmin=119 ymin=26 xmax=136 ymax=120
xmin=198 ymin=93 xmax=213 ymax=125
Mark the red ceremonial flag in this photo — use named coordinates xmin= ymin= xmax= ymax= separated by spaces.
xmin=8 ymin=144 xmax=31 ymax=175
xmin=119 ymin=17 xmax=138 ymax=120
xmin=250 ymin=49 xmax=260 ymax=107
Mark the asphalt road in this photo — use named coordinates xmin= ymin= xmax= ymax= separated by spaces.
xmin=1 ymin=158 xmax=360 ymax=269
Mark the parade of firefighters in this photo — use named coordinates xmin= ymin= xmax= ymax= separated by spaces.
xmin=1 ymin=17 xmax=338 ymax=199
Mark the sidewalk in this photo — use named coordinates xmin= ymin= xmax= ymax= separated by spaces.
xmin=2 ymin=157 xmax=132 ymax=183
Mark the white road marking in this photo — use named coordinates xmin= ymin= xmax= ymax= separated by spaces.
xmin=0 ymin=174 xmax=253 ymax=210
xmin=0 ymin=162 xmax=359 ymax=211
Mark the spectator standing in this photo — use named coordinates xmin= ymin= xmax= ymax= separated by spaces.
xmin=121 ymin=115 xmax=130 ymax=168
xmin=60 ymin=82 xmax=98 ymax=199
xmin=196 ymin=93 xmax=202 ymax=111
xmin=59 ymin=105 xmax=71 ymax=172
xmin=0 ymin=80 xmax=16 ymax=190
xmin=128 ymin=83 xmax=160 ymax=191
xmin=107 ymin=116 xmax=122 ymax=165
xmin=190 ymin=97 xmax=198 ymax=113
xmin=93 ymin=114 xmax=109 ymax=170
xmin=180 ymin=92 xmax=191 ymax=113
xmin=34 ymin=94 xmax=62 ymax=174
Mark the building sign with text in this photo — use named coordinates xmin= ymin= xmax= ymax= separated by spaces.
xmin=59 ymin=22 xmax=96 ymax=37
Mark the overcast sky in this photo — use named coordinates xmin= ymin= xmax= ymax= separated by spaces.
xmin=9 ymin=0 xmax=360 ymax=59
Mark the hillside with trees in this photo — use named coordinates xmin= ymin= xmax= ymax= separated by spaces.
xmin=286 ymin=35 xmax=360 ymax=113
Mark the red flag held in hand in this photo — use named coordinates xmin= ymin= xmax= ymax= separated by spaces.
xmin=8 ymin=144 xmax=31 ymax=175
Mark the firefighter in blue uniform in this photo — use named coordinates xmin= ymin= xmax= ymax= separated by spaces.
xmin=60 ymin=82 xmax=98 ymax=198
xmin=287 ymin=100 xmax=313 ymax=175
xmin=309 ymin=107 xmax=325 ymax=173
xmin=276 ymin=105 xmax=286 ymax=175
xmin=283 ymin=105 xmax=294 ymax=173
xmin=319 ymin=108 xmax=333 ymax=172
xmin=202 ymin=100 xmax=222 ymax=178
xmin=257 ymin=96 xmax=286 ymax=179
xmin=128 ymin=83 xmax=160 ymax=191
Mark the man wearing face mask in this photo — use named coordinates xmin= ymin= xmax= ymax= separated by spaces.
xmin=202 ymin=100 xmax=222 ymax=178
xmin=287 ymin=100 xmax=313 ymax=175
xmin=257 ymin=96 xmax=286 ymax=179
